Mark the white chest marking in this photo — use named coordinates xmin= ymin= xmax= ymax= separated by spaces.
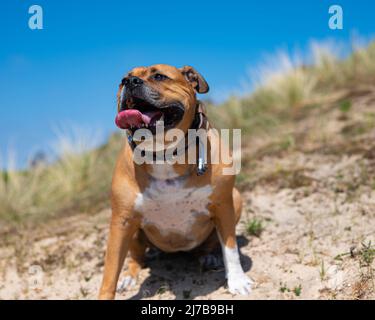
xmin=149 ymin=163 xmax=180 ymax=179
xmin=134 ymin=177 xmax=212 ymax=237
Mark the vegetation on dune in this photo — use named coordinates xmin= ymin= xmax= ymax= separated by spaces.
xmin=0 ymin=132 xmax=122 ymax=225
xmin=1 ymin=41 xmax=375 ymax=227
xmin=208 ymin=41 xmax=375 ymax=192
xmin=207 ymin=42 xmax=375 ymax=134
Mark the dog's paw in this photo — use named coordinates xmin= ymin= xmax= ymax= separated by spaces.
xmin=199 ymin=253 xmax=224 ymax=271
xmin=227 ymin=272 xmax=253 ymax=295
xmin=117 ymin=276 xmax=137 ymax=293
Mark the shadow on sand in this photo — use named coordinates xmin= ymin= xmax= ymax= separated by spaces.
xmin=127 ymin=236 xmax=252 ymax=300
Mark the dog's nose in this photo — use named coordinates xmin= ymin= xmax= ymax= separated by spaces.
xmin=124 ymin=76 xmax=143 ymax=89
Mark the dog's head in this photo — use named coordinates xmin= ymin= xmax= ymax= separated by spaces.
xmin=115 ymin=64 xmax=209 ymax=135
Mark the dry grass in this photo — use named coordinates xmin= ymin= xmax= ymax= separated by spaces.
xmin=207 ymin=41 xmax=375 ymax=136
xmin=0 ymin=129 xmax=122 ymax=226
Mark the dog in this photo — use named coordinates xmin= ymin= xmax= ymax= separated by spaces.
xmin=98 ymin=64 xmax=252 ymax=299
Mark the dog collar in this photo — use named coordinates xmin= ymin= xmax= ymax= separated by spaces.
xmin=126 ymin=101 xmax=209 ymax=176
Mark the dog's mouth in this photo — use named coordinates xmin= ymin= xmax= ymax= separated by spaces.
xmin=115 ymin=98 xmax=185 ymax=134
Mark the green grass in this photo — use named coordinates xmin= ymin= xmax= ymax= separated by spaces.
xmin=245 ymin=218 xmax=264 ymax=237
xmin=156 ymin=284 xmax=169 ymax=295
xmin=359 ymin=241 xmax=375 ymax=267
xmin=339 ymin=100 xmax=352 ymax=113
xmin=279 ymin=282 xmax=302 ymax=297
xmin=334 ymin=241 xmax=375 ymax=266
xmin=279 ymin=282 xmax=290 ymax=293
xmin=293 ymin=284 xmax=302 ymax=297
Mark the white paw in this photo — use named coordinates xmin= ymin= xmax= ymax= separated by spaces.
xmin=117 ymin=275 xmax=137 ymax=293
xmin=227 ymin=272 xmax=253 ymax=295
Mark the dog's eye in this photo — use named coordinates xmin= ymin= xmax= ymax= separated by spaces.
xmin=153 ymin=73 xmax=168 ymax=81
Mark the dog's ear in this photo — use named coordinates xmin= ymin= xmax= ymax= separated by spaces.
xmin=179 ymin=66 xmax=209 ymax=94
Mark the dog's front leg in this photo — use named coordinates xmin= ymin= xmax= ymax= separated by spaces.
xmin=99 ymin=214 xmax=139 ymax=300
xmin=213 ymin=199 xmax=252 ymax=295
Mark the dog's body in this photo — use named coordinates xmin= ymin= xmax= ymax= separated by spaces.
xmin=99 ymin=64 xmax=252 ymax=299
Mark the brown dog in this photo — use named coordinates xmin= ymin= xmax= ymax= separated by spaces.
xmin=98 ymin=64 xmax=252 ymax=299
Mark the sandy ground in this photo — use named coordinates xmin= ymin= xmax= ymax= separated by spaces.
xmin=1 ymin=93 xmax=375 ymax=300
xmin=1 ymin=181 xmax=374 ymax=300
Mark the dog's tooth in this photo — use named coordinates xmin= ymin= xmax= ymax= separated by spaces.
xmin=160 ymin=114 xmax=164 ymax=121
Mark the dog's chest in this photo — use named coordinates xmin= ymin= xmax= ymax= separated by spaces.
xmin=134 ymin=177 xmax=213 ymax=240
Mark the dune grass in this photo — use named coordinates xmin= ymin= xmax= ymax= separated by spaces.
xmin=0 ymin=131 xmax=122 ymax=225
xmin=1 ymin=41 xmax=375 ymax=227
xmin=207 ymin=41 xmax=375 ymax=134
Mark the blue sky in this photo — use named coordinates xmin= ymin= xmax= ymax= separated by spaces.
xmin=1 ymin=0 xmax=374 ymax=168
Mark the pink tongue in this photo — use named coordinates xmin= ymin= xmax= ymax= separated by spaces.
xmin=115 ymin=109 xmax=162 ymax=129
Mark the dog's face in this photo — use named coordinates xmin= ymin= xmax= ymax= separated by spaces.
xmin=116 ymin=64 xmax=209 ymax=135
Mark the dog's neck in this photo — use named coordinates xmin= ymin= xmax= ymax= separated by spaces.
xmin=127 ymin=101 xmax=209 ymax=176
